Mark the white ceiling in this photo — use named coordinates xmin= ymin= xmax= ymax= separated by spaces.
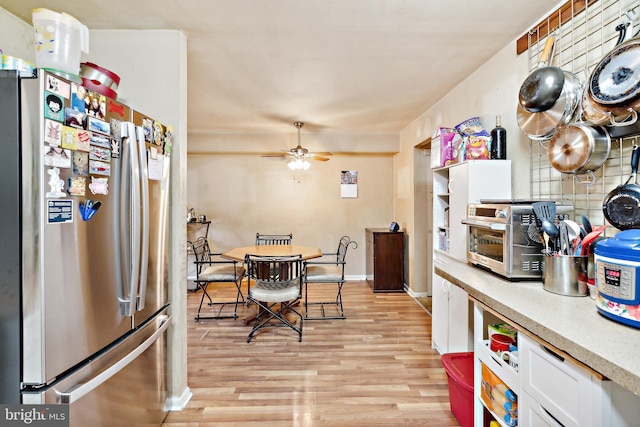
xmin=2 ymin=0 xmax=562 ymax=134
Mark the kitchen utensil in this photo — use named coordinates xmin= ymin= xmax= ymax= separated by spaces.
xmin=547 ymin=122 xmax=611 ymax=174
xmin=581 ymin=213 xmax=593 ymax=234
xmin=80 ymin=62 xmax=121 ymax=99
xmin=490 ymin=333 xmax=514 ymax=352
xmin=559 ymin=221 xmax=571 ymax=255
xmin=532 ymin=201 xmax=556 ymax=224
xmin=517 ymin=79 xmax=581 ymax=141
xmin=580 ymin=226 xmax=607 ymax=255
xmin=603 ymin=145 xmax=640 ymax=230
xmin=80 ymin=62 xmax=120 ymax=91
xmin=542 ymin=254 xmax=588 ymax=296
xmin=542 ymin=231 xmax=551 ymax=255
xmin=581 ymin=20 xmax=640 ymax=127
xmin=519 ymin=36 xmax=563 ymax=112
xmin=32 ymin=8 xmax=89 ymax=75
xmin=517 ymin=38 xmax=581 ymax=141
xmin=589 ymin=37 xmax=640 ymax=111
xmin=82 ymin=77 xmax=117 ymax=99
xmin=589 ymin=3 xmax=640 ymax=114
xmin=542 ymin=219 xmax=559 ymax=238
xmin=563 ymin=219 xmax=581 ymax=241
xmin=527 ymin=222 xmax=543 ymax=243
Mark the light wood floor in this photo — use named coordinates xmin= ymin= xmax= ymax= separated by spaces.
xmin=162 ymin=281 xmax=459 ymax=426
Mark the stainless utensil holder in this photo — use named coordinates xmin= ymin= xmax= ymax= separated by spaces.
xmin=542 ymin=255 xmax=588 ymax=297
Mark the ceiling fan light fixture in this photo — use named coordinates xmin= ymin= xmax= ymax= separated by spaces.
xmin=288 ymin=157 xmax=311 ymax=170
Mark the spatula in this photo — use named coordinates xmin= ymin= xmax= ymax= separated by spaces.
xmin=532 ymin=201 xmax=556 ymax=223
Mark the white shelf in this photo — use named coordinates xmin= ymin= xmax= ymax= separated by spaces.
xmin=477 ymin=339 xmax=519 ymax=392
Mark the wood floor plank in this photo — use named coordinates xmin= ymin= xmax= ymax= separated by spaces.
xmin=162 ymin=281 xmax=460 ymax=426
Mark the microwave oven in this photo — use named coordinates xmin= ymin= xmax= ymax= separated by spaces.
xmin=462 ymin=202 xmax=573 ymax=280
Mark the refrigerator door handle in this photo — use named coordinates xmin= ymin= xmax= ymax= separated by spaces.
xmin=135 ymin=126 xmax=150 ymax=311
xmin=58 ymin=315 xmax=171 ymax=404
xmin=117 ymin=122 xmax=140 ymax=317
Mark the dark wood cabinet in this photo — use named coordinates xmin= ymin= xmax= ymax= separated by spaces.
xmin=365 ymin=228 xmax=404 ymax=292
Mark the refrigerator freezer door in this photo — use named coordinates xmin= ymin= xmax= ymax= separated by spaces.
xmin=131 ymin=116 xmax=171 ymax=327
xmin=23 ymin=72 xmax=135 ymax=387
xmin=0 ymin=71 xmax=26 ymax=403
xmin=23 ymin=313 xmax=171 ymax=427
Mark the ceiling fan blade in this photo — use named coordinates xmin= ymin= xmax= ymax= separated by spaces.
xmin=310 ymin=156 xmax=330 ymax=162
xmin=310 ymin=152 xmax=333 ymax=156
xmin=261 ymin=153 xmax=287 ymax=158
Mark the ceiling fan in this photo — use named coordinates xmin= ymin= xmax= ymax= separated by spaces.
xmin=262 ymin=122 xmax=332 ymax=169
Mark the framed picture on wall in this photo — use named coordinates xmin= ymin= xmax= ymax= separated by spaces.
xmin=341 ymin=170 xmax=357 ymax=198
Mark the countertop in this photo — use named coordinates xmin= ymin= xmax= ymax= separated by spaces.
xmin=434 ymin=254 xmax=640 ymax=397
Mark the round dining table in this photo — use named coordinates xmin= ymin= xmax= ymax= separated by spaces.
xmin=221 ymin=244 xmax=322 ymax=262
xmin=221 ymin=244 xmax=322 ymax=325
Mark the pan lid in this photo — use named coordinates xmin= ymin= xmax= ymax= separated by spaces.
xmin=547 ymin=125 xmax=592 ymax=172
xmin=590 ymin=39 xmax=640 ymax=106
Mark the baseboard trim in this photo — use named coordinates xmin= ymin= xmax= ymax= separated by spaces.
xmin=165 ymin=386 xmax=193 ymax=411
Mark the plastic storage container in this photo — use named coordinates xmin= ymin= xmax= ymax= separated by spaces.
xmin=32 ymin=8 xmax=89 ymax=75
xmin=441 ymin=352 xmax=474 ymax=427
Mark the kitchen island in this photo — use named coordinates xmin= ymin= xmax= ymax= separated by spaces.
xmin=435 ymin=255 xmax=640 ymax=397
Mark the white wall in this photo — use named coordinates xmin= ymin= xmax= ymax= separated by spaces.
xmin=396 ymin=41 xmax=533 ymax=296
xmin=187 ymin=131 xmax=398 ymax=277
xmin=0 ymin=8 xmax=35 ymax=61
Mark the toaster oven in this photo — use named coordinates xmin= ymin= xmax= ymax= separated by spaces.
xmin=462 ymin=202 xmax=573 ymax=280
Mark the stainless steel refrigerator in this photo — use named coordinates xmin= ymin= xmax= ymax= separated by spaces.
xmin=0 ymin=69 xmax=172 ymax=426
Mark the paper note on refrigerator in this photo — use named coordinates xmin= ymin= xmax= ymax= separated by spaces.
xmin=148 ymin=153 xmax=164 ymax=180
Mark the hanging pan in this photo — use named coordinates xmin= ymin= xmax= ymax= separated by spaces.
xmin=583 ymin=15 xmax=640 ymax=134
xmin=519 ymin=36 xmax=564 ymax=112
xmin=547 ymin=122 xmax=611 ymax=174
xmin=517 ymin=36 xmax=581 ymax=140
xmin=589 ymin=8 xmax=640 ymax=114
xmin=603 ymin=145 xmax=640 ymax=230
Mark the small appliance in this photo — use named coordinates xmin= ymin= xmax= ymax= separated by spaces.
xmin=462 ymin=201 xmax=573 ymax=280
xmin=594 ymin=229 xmax=640 ymax=328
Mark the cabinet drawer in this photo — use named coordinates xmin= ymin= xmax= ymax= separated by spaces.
xmin=476 ymin=339 xmax=519 ymax=392
xmin=519 ymin=390 xmax=564 ymax=427
xmin=519 ymin=333 xmax=599 ymax=427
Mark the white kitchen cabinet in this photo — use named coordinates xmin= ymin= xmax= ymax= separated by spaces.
xmin=431 ymin=266 xmax=472 ymax=354
xmin=446 ymin=160 xmax=511 ymax=261
xmin=431 ymin=160 xmax=511 ymax=355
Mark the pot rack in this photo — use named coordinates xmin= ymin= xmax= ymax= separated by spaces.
xmin=525 ymin=0 xmax=640 ymax=232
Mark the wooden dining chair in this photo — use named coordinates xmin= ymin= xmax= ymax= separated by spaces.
xmin=255 ymin=233 xmax=293 ymax=245
xmin=189 ymin=237 xmax=246 ymax=321
xmin=245 ymin=254 xmax=303 ymax=342
xmin=303 ymin=235 xmax=357 ymax=320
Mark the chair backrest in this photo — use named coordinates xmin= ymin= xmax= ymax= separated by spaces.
xmin=336 ymin=235 xmax=358 ymax=263
xmin=188 ymin=236 xmax=211 ymax=274
xmin=245 ymin=254 xmax=302 ymax=285
xmin=255 ymin=233 xmax=293 ymax=246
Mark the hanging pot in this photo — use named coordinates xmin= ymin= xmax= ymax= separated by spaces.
xmin=547 ymin=122 xmax=611 ymax=174
xmin=603 ymin=145 xmax=640 ymax=230
xmin=517 ymin=35 xmax=581 ymax=140
xmin=519 ymin=36 xmax=564 ymax=112
xmin=589 ymin=36 xmax=640 ymax=111
xmin=517 ymin=73 xmax=581 ymax=140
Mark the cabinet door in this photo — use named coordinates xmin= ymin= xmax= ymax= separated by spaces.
xmin=447 ymin=283 xmax=470 ymax=352
xmin=431 ymin=273 xmax=448 ymax=354
xmin=519 ymin=333 xmax=598 ymax=427
xmin=448 ymin=163 xmax=470 ymax=261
